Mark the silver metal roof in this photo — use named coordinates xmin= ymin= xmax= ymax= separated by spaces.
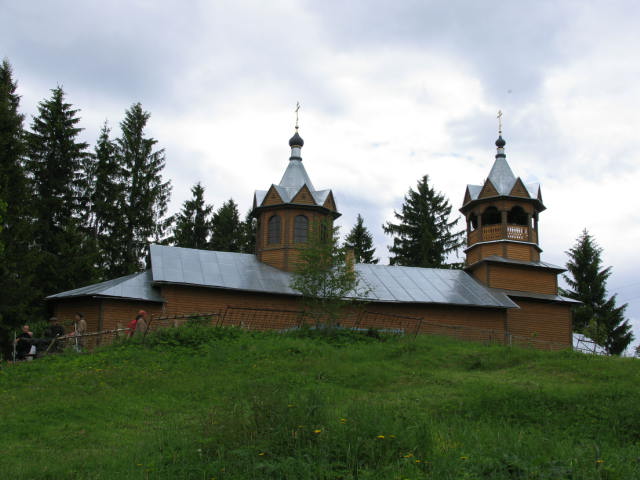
xmin=491 ymin=288 xmax=580 ymax=304
xmin=466 ymin=151 xmax=542 ymax=203
xmin=474 ymin=255 xmax=565 ymax=272
xmin=46 ymin=270 xmax=164 ymax=302
xmin=254 ymin=148 xmax=335 ymax=209
xmin=149 ymin=245 xmax=517 ymax=309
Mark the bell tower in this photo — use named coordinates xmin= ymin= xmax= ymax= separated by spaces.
xmin=251 ymin=108 xmax=340 ymax=271
xmin=460 ymin=123 xmax=544 ymax=267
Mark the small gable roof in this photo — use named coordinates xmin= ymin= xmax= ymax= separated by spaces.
xmin=46 ymin=270 xmax=163 ymax=302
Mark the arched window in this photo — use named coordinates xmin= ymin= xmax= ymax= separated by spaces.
xmin=268 ymin=215 xmax=281 ymax=244
xmin=507 ymin=206 xmax=528 ymax=226
xmin=481 ymin=206 xmax=500 ymax=225
xmin=294 ymin=215 xmax=308 ymax=243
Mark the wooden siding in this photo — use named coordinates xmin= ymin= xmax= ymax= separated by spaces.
xmin=262 ymin=186 xmax=284 ymax=206
xmin=507 ymin=298 xmax=572 ymax=347
xmin=478 ymin=180 xmax=498 ymax=199
xmin=509 ymin=178 xmax=530 ymax=198
xmin=505 ymin=243 xmax=533 ymax=261
xmin=488 ymin=264 xmax=557 ymax=295
xmin=51 ymin=298 xmax=102 ymax=333
xmin=291 ymin=185 xmax=316 ymax=205
xmin=323 ymin=192 xmax=337 ymax=211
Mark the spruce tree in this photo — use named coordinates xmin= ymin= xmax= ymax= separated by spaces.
xmin=383 ymin=175 xmax=464 ymax=268
xmin=345 ymin=214 xmax=378 ymax=264
xmin=91 ymin=121 xmax=125 ymax=278
xmin=0 ymin=59 xmax=38 ymax=356
xmin=169 ymin=182 xmax=213 ymax=249
xmin=26 ymin=86 xmax=96 ymax=297
xmin=115 ymin=103 xmax=171 ymax=275
xmin=210 ymin=199 xmax=243 ymax=252
xmin=240 ymin=209 xmax=257 ymax=254
xmin=560 ymin=229 xmax=633 ymax=355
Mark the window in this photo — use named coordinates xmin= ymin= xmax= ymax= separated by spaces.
xmin=294 ymin=215 xmax=308 ymax=243
xmin=268 ymin=215 xmax=281 ymax=244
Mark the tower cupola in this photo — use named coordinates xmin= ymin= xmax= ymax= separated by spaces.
xmin=251 ymin=104 xmax=340 ymax=271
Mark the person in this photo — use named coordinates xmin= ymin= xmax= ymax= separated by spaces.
xmin=15 ymin=325 xmax=34 ymax=361
xmin=128 ymin=310 xmax=148 ymax=337
xmin=72 ymin=312 xmax=88 ymax=351
xmin=44 ymin=317 xmax=65 ymax=352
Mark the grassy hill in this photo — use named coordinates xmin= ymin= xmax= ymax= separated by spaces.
xmin=1 ymin=326 xmax=639 ymax=479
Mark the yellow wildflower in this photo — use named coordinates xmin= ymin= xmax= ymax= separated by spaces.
xmin=376 ymin=435 xmax=385 ymax=439
xmin=596 ymin=459 xmax=605 ymax=464
xmin=313 ymin=429 xmax=322 ymax=434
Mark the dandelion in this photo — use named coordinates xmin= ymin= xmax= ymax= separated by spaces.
xmin=596 ymin=459 xmax=605 ymax=464
xmin=287 ymin=404 xmax=295 ymax=408
xmin=415 ymin=460 xmax=421 ymax=463
xmin=258 ymin=452 xmax=266 ymax=456
xmin=389 ymin=434 xmax=396 ymax=439
xmin=340 ymin=418 xmax=347 ymax=423
xmin=376 ymin=435 xmax=385 ymax=439
xmin=313 ymin=429 xmax=322 ymax=434
xmin=460 ymin=456 xmax=469 ymax=460
xmin=403 ymin=453 xmax=414 ymax=458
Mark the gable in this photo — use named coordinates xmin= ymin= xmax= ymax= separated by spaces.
xmin=262 ymin=185 xmax=284 ymax=206
xmin=323 ymin=191 xmax=337 ymax=211
xmin=291 ymin=184 xmax=317 ymax=205
xmin=463 ymin=187 xmax=472 ymax=206
xmin=478 ymin=179 xmax=498 ymax=199
xmin=509 ymin=178 xmax=530 ymax=198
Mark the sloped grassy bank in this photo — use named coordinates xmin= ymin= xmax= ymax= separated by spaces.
xmin=1 ymin=325 xmax=639 ymax=479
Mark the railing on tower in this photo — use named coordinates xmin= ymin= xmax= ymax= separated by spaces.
xmin=468 ymin=224 xmax=534 ymax=246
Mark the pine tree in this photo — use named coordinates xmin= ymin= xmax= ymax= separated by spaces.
xmin=240 ymin=209 xmax=256 ymax=254
xmin=383 ymin=175 xmax=464 ymax=268
xmin=210 ymin=199 xmax=243 ymax=252
xmin=169 ymin=182 xmax=213 ymax=249
xmin=560 ymin=229 xmax=633 ymax=355
xmin=115 ymin=103 xmax=171 ymax=275
xmin=26 ymin=86 xmax=96 ymax=297
xmin=0 ymin=60 xmax=37 ymax=350
xmin=345 ymin=214 xmax=378 ymax=264
xmin=91 ymin=121 xmax=126 ymax=277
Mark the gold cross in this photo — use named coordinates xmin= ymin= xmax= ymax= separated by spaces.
xmin=497 ymin=110 xmax=503 ymax=134
xmin=295 ymin=101 xmax=301 ymax=129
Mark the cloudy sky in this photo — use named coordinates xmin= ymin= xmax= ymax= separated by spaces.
xmin=2 ymin=0 xmax=639 ymax=350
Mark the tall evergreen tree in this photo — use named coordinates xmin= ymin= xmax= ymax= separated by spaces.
xmin=560 ymin=229 xmax=633 ymax=355
xmin=0 ymin=59 xmax=37 ymax=356
xmin=345 ymin=214 xmax=378 ymax=264
xmin=26 ymin=86 xmax=95 ymax=297
xmin=240 ymin=209 xmax=256 ymax=254
xmin=383 ymin=175 xmax=464 ymax=268
xmin=169 ymin=182 xmax=213 ymax=249
xmin=91 ymin=121 xmax=125 ymax=278
xmin=115 ymin=103 xmax=171 ymax=275
xmin=210 ymin=198 xmax=243 ymax=252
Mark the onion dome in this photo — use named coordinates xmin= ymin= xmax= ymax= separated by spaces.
xmin=495 ymin=135 xmax=506 ymax=148
xmin=289 ymin=129 xmax=304 ymax=147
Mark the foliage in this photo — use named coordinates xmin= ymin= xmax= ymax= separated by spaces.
xmin=115 ymin=102 xmax=172 ymax=275
xmin=240 ymin=208 xmax=257 ymax=254
xmin=345 ymin=213 xmax=378 ymax=264
xmin=1 ymin=331 xmax=640 ymax=479
xmin=169 ymin=182 xmax=213 ymax=249
xmin=383 ymin=174 xmax=464 ymax=268
xmin=290 ymin=220 xmax=367 ymax=329
xmin=90 ymin=121 xmax=125 ymax=278
xmin=0 ymin=59 xmax=37 ymax=357
xmin=210 ymin=198 xmax=243 ymax=252
xmin=560 ymin=229 xmax=633 ymax=355
xmin=25 ymin=86 xmax=97 ymax=298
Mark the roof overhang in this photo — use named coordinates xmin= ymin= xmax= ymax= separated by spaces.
xmin=460 ymin=195 xmax=546 ymax=214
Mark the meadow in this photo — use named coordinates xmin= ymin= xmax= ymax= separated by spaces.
xmin=1 ymin=325 xmax=639 ymax=479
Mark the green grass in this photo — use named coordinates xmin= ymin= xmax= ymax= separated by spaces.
xmin=1 ymin=325 xmax=639 ymax=479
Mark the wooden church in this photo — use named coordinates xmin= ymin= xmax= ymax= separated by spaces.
xmin=48 ymin=119 xmax=577 ymax=349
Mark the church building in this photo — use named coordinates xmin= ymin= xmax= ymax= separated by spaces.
xmin=47 ymin=119 xmax=577 ymax=349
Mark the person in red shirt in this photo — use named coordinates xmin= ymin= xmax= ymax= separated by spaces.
xmin=128 ymin=310 xmax=148 ymax=337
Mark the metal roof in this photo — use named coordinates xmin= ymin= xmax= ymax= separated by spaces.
xmin=46 ymin=270 xmax=164 ymax=302
xmin=491 ymin=288 xmax=581 ymax=304
xmin=149 ymin=245 xmax=517 ymax=309
xmin=471 ymin=255 xmax=565 ymax=272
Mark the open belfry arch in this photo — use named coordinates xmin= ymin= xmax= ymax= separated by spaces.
xmin=252 ymin=108 xmax=340 ymax=271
